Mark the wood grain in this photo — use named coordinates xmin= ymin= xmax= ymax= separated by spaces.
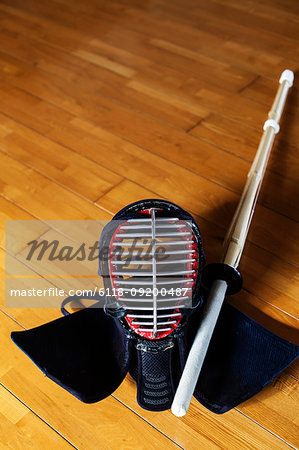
xmin=0 ymin=254 xmax=296 ymax=449
xmin=0 ymin=317 xmax=180 ymax=449
xmin=0 ymin=385 xmax=73 ymax=449
xmin=0 ymin=87 xmax=298 ymax=267
xmin=0 ymin=0 xmax=298 ymax=448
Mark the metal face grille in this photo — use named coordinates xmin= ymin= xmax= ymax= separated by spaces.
xmin=108 ymin=209 xmax=199 ymax=339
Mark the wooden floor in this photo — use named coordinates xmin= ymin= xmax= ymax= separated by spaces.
xmin=0 ymin=0 xmax=298 ymax=448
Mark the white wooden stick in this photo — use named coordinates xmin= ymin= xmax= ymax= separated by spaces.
xmin=171 ymin=70 xmax=294 ymax=417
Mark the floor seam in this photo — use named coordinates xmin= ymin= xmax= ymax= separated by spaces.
xmin=0 ymin=381 xmax=78 ymax=449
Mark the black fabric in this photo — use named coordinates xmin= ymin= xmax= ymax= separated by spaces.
xmin=191 ymin=303 xmax=299 ymax=413
xmin=9 ymin=199 xmax=299 ymax=413
xmin=11 ymin=306 xmax=132 ymax=403
xmin=11 ymin=299 xmax=298 ymax=412
xmin=131 ymin=338 xmax=182 ymax=411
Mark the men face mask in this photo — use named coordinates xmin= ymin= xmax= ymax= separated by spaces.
xmin=11 ymin=200 xmax=298 ymax=414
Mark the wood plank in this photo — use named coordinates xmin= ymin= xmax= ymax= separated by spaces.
xmin=96 ymin=180 xmax=299 ymax=320
xmin=2 ymin=172 xmax=298 ymax=324
xmin=237 ymin=373 xmax=299 ymax=447
xmin=0 ymin=30 xmax=207 ymax=130
xmin=1 ymin=214 xmax=298 ymax=447
xmin=109 ymin=0 xmax=299 ymax=25
xmin=190 ymin=114 xmax=298 ymax=182
xmin=3 ymin=210 xmax=295 ymax=445
xmin=80 ymin=37 xmax=254 ymax=93
xmin=96 ymin=179 xmax=164 ymax=212
xmin=0 ymin=51 xmax=297 ymax=225
xmin=67 ymin=0 xmax=299 ymax=64
xmin=0 ymin=287 xmax=295 ymax=449
xmin=0 ymin=153 xmax=111 ymax=221
xmin=0 ymin=186 xmax=296 ymax=400
xmin=114 ymin=371 xmax=299 ymax=449
xmin=0 ymin=50 xmax=265 ymax=192
xmin=2 ymin=169 xmax=298 ymax=328
xmin=19 ymin=0 xmax=299 ymax=64
xmin=94 ymin=20 xmax=298 ymax=82
xmin=242 ymin=75 xmax=299 ymax=117
xmin=0 ymin=1 xmax=297 ymax=128
xmin=240 ymin=245 xmax=299 ymax=320
xmin=1 ymin=112 xmax=296 ymax=322
xmin=189 ymin=118 xmax=299 ymax=221
xmin=0 ymin=196 xmax=48 ymax=252
xmin=2 ymin=182 xmax=298 ymax=359
xmin=0 ymin=248 xmax=178 ymax=448
xmin=193 ymin=0 xmax=299 ymax=41
xmin=0 ymin=245 xmax=96 ymax=328
xmin=0 ymin=385 xmax=73 ymax=449
xmin=0 ymin=111 xmax=298 ymax=268
xmin=102 ymin=0 xmax=299 ymax=62
xmin=286 ymin=361 xmax=299 ymax=380
xmin=0 ymin=0 xmax=252 ymax=104
xmin=0 ymin=1 xmax=257 ymax=93
xmin=1 ymin=0 xmax=297 ymax=83
xmin=0 ymin=193 xmax=298 ymax=442
xmin=142 ymin=0 xmax=299 ymax=52
xmin=0 ymin=367 xmax=283 ymax=450
xmin=0 ymin=43 xmax=297 ymax=199
xmin=0 ymin=121 xmax=298 ymax=320
xmin=211 ymin=0 xmax=299 ymax=22
xmin=0 ymin=6 xmax=298 ymax=148
xmin=0 ymin=317 xmax=178 ymax=449
xmin=0 ymin=0 xmax=297 ymax=447
xmin=4 ymin=247 xmax=297 ymax=446
xmin=0 ymin=113 xmax=123 ymax=202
